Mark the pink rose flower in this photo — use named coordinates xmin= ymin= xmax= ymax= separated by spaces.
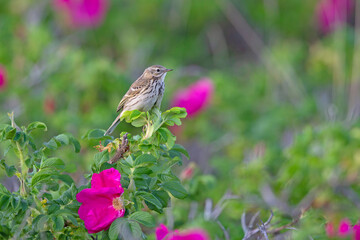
xmin=43 ymin=96 xmax=56 ymax=115
xmin=0 ymin=65 xmax=7 ymax=90
xmin=353 ymin=223 xmax=360 ymax=240
xmin=53 ymin=0 xmax=108 ymax=28
xmin=155 ymin=224 xmax=210 ymax=240
xmin=316 ymin=0 xmax=354 ymax=34
xmin=338 ymin=218 xmax=352 ymax=237
xmin=76 ymin=168 xmax=125 ymax=234
xmin=326 ymin=222 xmax=336 ymax=237
xmin=171 ymin=78 xmax=214 ymax=117
xmin=180 ymin=163 xmax=195 ymax=181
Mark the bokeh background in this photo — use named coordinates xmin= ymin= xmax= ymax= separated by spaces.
xmin=1 ymin=0 xmax=360 ymax=239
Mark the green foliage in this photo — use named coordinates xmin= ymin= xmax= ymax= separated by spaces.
xmin=0 ymin=118 xmax=85 ymax=239
xmin=0 ymin=108 xmax=188 ymax=239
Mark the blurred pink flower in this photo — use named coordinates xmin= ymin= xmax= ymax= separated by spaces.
xmin=316 ymin=0 xmax=354 ymax=34
xmin=338 ymin=218 xmax=352 ymax=237
xmin=353 ymin=223 xmax=360 ymax=240
xmin=171 ymin=78 xmax=214 ymax=117
xmin=53 ymin=0 xmax=108 ymax=28
xmin=0 ymin=65 xmax=7 ymax=90
xmin=326 ymin=222 xmax=336 ymax=237
xmin=43 ymin=96 xmax=56 ymax=115
xmin=155 ymin=224 xmax=210 ymax=240
xmin=76 ymin=168 xmax=125 ymax=234
xmin=180 ymin=163 xmax=195 ymax=181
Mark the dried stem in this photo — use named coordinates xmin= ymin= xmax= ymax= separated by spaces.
xmin=108 ymin=133 xmax=129 ymax=164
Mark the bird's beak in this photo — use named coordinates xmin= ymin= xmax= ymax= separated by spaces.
xmin=165 ymin=69 xmax=173 ymax=72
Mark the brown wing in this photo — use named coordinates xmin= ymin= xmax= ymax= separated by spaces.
xmin=116 ymin=75 xmax=149 ymax=112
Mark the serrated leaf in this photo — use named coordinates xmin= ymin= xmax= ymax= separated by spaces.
xmin=134 ymin=154 xmax=157 ymax=166
xmin=135 ymin=191 xmax=162 ymax=209
xmin=27 ymin=122 xmax=47 ymax=133
xmin=162 ymin=181 xmax=188 ymax=199
xmin=53 ymin=215 xmax=64 ymax=231
xmin=43 ymin=138 xmax=60 ymax=150
xmin=0 ymin=195 xmax=10 ymax=210
xmin=55 ymin=134 xmax=69 ymax=145
xmin=170 ymin=144 xmax=190 ymax=159
xmin=0 ymin=159 xmax=17 ymax=177
xmin=36 ymin=215 xmax=49 ymax=231
xmin=31 ymin=169 xmax=59 ymax=187
xmin=128 ymin=211 xmax=155 ymax=227
xmin=83 ymin=129 xmax=107 ymax=140
xmin=133 ymin=167 xmax=152 ymax=176
xmin=152 ymin=190 xmax=170 ymax=208
xmin=109 ymin=218 xmax=142 ymax=240
xmin=48 ymin=204 xmax=60 ymax=214
xmin=40 ymin=157 xmax=65 ymax=170
xmin=0 ymin=183 xmax=11 ymax=195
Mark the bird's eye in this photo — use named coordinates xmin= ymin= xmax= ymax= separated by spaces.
xmin=156 ymin=69 xmax=160 ymax=72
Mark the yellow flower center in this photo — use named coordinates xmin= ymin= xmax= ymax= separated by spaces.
xmin=112 ymin=197 xmax=124 ymax=211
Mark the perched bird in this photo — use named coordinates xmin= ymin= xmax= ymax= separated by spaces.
xmin=104 ymin=65 xmax=173 ymax=135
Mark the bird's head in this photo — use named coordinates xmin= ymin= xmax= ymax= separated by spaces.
xmin=144 ymin=65 xmax=173 ymax=79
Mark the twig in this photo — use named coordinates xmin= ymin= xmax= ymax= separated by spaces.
xmin=257 ymin=221 xmax=269 ymax=240
xmin=242 ymin=211 xmax=273 ymax=240
xmin=248 ymin=211 xmax=260 ymax=229
xmin=241 ymin=212 xmax=249 ymax=235
xmin=108 ymin=133 xmax=129 ymax=164
xmin=216 ymin=220 xmax=230 ymax=240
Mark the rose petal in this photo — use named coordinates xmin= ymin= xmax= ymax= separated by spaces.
xmin=156 ymin=224 xmax=170 ymax=240
xmin=91 ymin=168 xmax=122 ymax=189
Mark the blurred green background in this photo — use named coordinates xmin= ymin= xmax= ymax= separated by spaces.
xmin=1 ymin=0 xmax=360 ymax=238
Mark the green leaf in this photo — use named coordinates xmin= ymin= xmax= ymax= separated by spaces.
xmin=135 ymin=191 xmax=162 ymax=209
xmin=53 ymin=215 xmax=64 ymax=231
xmin=94 ymin=151 xmax=110 ymax=167
xmin=27 ymin=122 xmax=47 ymax=133
xmin=35 ymin=215 xmax=49 ymax=231
xmin=31 ymin=169 xmax=59 ymax=187
xmin=40 ymin=157 xmax=65 ymax=170
xmin=0 ymin=183 xmax=11 ymax=195
xmin=170 ymin=144 xmax=190 ymax=159
xmin=134 ymin=154 xmax=157 ymax=166
xmin=162 ymin=181 xmax=188 ymax=199
xmin=108 ymin=218 xmax=143 ymax=240
xmin=54 ymin=174 xmax=74 ymax=186
xmin=82 ymin=129 xmax=108 ymax=140
xmin=133 ymin=167 xmax=152 ymax=176
xmin=0 ymin=195 xmax=10 ymax=210
xmin=55 ymin=134 xmax=69 ymax=145
xmin=152 ymin=190 xmax=170 ymax=208
xmin=128 ymin=211 xmax=155 ymax=227
xmin=48 ymin=204 xmax=60 ymax=214
xmin=0 ymin=159 xmax=17 ymax=177
xmin=43 ymin=138 xmax=60 ymax=150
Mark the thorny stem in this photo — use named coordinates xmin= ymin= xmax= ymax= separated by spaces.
xmin=17 ymin=141 xmax=28 ymax=197
xmin=9 ymin=113 xmax=28 ymax=197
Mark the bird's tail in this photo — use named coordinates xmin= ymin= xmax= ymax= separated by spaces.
xmin=104 ymin=115 xmax=121 ymax=136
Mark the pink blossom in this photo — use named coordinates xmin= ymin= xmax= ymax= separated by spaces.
xmin=0 ymin=65 xmax=7 ymax=90
xmin=326 ymin=222 xmax=336 ymax=238
xmin=180 ymin=163 xmax=195 ymax=181
xmin=43 ymin=96 xmax=56 ymax=115
xmin=171 ymin=78 xmax=214 ymax=117
xmin=155 ymin=224 xmax=209 ymax=240
xmin=53 ymin=0 xmax=108 ymax=28
xmin=76 ymin=168 xmax=125 ymax=234
xmin=338 ymin=218 xmax=352 ymax=237
xmin=353 ymin=223 xmax=360 ymax=240
xmin=316 ymin=0 xmax=354 ymax=34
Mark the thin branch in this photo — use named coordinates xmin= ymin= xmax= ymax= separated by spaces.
xmin=216 ymin=220 xmax=230 ymax=240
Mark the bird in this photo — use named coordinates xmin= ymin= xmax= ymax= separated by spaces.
xmin=104 ymin=65 xmax=173 ymax=135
